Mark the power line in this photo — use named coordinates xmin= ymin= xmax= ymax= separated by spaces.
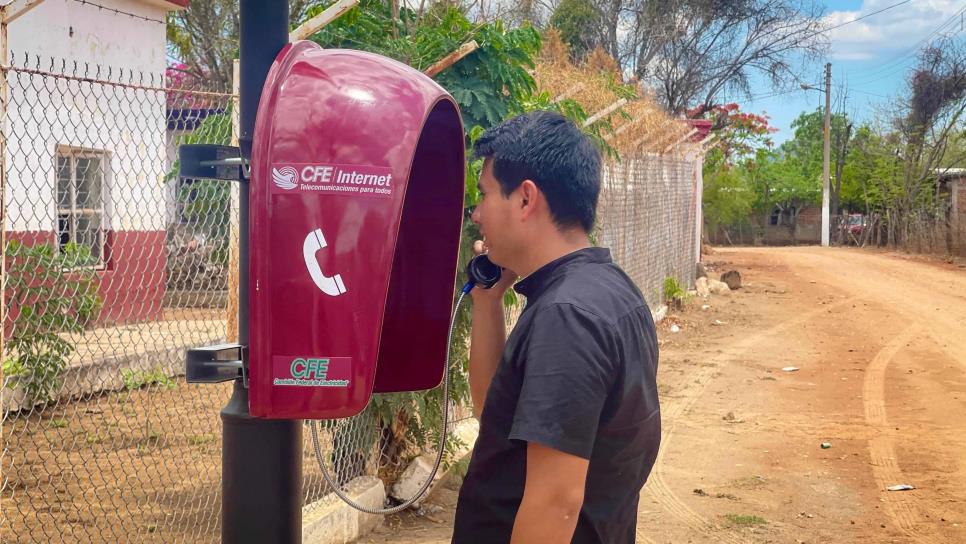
xmin=818 ymin=0 xmax=911 ymax=36
xmin=849 ymin=88 xmax=889 ymax=98
xmin=709 ymin=1 xmax=913 ymax=106
xmin=747 ymin=88 xmax=801 ymax=101
xmin=849 ymin=5 xmax=966 ymax=84
xmin=850 ymin=29 xmax=963 ymax=86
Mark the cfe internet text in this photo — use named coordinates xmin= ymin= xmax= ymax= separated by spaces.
xmin=301 ymin=165 xmax=392 ymax=187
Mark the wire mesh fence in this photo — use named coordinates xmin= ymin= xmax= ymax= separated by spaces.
xmin=598 ymin=152 xmax=698 ymax=305
xmin=0 ymin=54 xmax=703 ymax=543
xmin=0 ymin=54 xmax=236 ymax=544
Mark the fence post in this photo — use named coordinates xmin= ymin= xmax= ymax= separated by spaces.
xmin=221 ymin=2 xmax=302 ymax=544
xmin=227 ymin=59 xmax=239 ymax=343
xmin=0 ymin=10 xmax=7 ymax=400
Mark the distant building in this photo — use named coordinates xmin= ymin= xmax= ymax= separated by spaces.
xmin=5 ymin=0 xmax=189 ymax=325
xmin=939 ymin=168 xmax=966 ymax=253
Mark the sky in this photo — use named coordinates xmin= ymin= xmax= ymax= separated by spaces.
xmin=738 ymin=0 xmax=966 ymax=145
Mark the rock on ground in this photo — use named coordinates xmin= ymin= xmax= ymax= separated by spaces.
xmin=695 ymin=277 xmax=710 ymax=297
xmin=721 ymin=270 xmax=742 ymax=290
xmin=708 ymin=279 xmax=731 ymax=295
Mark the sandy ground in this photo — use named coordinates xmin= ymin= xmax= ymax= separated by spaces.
xmin=363 ymin=246 xmax=966 ymax=543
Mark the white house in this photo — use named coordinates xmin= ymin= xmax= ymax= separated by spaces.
xmin=5 ymin=0 xmax=188 ymax=324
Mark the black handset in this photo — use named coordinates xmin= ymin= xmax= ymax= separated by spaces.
xmin=465 ymin=254 xmax=504 ymax=290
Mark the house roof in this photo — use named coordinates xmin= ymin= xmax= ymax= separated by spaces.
xmin=685 ymin=119 xmax=713 ymax=142
xmin=936 ymin=168 xmax=966 ymax=180
xmin=139 ymin=0 xmax=189 ymax=10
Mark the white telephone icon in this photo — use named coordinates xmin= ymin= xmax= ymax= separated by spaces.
xmin=302 ymin=228 xmax=347 ymax=296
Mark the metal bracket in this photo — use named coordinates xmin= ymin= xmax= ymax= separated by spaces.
xmin=178 ymin=144 xmax=249 ymax=182
xmin=186 ymin=343 xmax=248 ymax=385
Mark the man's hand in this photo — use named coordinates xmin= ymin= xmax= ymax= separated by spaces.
xmin=511 ymin=442 xmax=589 ymax=544
xmin=468 ymin=240 xmax=516 ymax=302
xmin=468 ymin=240 xmax=516 ymax=418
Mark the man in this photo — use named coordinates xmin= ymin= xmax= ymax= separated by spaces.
xmin=452 ymin=111 xmax=661 ymax=544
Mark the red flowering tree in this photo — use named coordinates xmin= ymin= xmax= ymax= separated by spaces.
xmin=166 ymin=62 xmax=222 ymax=110
xmin=688 ymin=102 xmax=777 ymax=166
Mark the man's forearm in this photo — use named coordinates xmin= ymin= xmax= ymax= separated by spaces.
xmin=511 ymin=442 xmax=587 ymax=543
xmin=469 ymin=297 xmax=506 ymax=418
xmin=511 ymin=491 xmax=582 ymax=544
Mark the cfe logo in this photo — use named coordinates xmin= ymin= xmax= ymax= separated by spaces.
xmin=272 ymin=166 xmax=298 ymax=190
xmin=273 ymin=356 xmax=350 ymax=387
xmin=269 ymin=163 xmax=394 ymax=198
xmin=291 ymin=358 xmax=329 ymax=380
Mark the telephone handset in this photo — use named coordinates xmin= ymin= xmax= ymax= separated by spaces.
xmin=303 ymin=228 xmax=347 ymax=296
xmin=464 ymin=253 xmax=503 ymax=292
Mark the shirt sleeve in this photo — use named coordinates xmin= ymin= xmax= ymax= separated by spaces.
xmin=508 ymin=303 xmax=618 ymax=460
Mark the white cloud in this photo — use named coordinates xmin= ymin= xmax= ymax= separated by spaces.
xmin=834 ymin=50 xmax=876 ymax=61
xmin=825 ymin=0 xmax=963 ymax=61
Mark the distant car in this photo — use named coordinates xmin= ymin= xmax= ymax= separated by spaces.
xmin=839 ymin=213 xmax=865 ymax=239
xmin=843 ymin=213 xmax=865 ymax=236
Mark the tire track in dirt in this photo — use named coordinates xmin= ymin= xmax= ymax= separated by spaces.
xmin=862 ymin=324 xmax=946 ymax=544
xmin=641 ymin=296 xmax=856 ymax=543
xmin=776 ymin=248 xmax=966 ymax=373
xmin=755 ymin=248 xmax=966 ymax=542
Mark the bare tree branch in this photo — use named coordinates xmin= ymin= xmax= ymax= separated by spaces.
xmin=167 ymin=0 xmax=312 ymax=90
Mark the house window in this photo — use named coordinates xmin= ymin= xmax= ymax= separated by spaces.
xmin=56 ymin=148 xmax=108 ymax=267
xmin=770 ymin=206 xmax=797 ymax=226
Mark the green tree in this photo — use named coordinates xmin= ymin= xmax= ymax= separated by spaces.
xmin=549 ymin=0 xmax=602 ymax=61
xmin=729 ymin=147 xmax=816 ymax=237
xmin=703 ymin=165 xmax=753 ymax=233
xmin=306 ymin=0 xmax=541 ymax=131
xmin=4 ymin=241 xmax=101 ymax=405
xmin=780 ymin=108 xmax=854 ymax=217
xmin=839 ymin=125 xmax=887 ymax=213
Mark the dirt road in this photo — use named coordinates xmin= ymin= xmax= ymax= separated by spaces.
xmin=364 ymin=247 xmax=966 ymax=543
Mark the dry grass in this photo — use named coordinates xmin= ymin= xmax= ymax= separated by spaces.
xmin=535 ymin=29 xmax=696 ymax=157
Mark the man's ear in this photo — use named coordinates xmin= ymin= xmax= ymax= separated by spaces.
xmin=519 ymin=179 xmax=540 ymax=219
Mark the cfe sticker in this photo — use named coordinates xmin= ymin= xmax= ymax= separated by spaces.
xmin=273 ymin=356 xmax=351 ymax=387
xmin=271 ymin=163 xmax=393 ymax=198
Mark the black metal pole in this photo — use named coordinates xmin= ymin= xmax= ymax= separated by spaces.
xmin=222 ymin=2 xmax=302 ymax=544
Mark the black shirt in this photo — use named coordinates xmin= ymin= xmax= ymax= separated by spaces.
xmin=453 ymin=247 xmax=661 ymax=544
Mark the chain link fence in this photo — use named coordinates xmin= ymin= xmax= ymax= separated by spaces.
xmin=0 ymin=54 xmax=233 ymax=543
xmin=0 ymin=54 xmax=703 ymax=543
xmin=598 ymin=152 xmax=699 ymax=306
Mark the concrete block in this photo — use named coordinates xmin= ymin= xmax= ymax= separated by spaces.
xmin=302 ymin=476 xmax=386 ymax=544
xmin=389 ymin=419 xmax=479 ymax=507
xmin=651 ymin=305 xmax=668 ymax=323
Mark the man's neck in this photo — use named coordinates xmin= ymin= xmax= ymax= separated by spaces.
xmin=515 ymin=230 xmax=592 ymax=279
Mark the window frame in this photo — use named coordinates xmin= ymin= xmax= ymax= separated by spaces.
xmin=54 ymin=145 xmax=110 ymax=270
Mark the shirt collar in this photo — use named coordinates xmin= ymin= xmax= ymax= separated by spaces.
xmin=513 ymin=247 xmax=612 ymax=301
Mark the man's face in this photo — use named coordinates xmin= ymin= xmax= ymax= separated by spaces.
xmin=470 ymin=159 xmax=517 ymax=267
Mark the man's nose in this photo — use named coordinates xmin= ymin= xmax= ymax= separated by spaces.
xmin=470 ymin=206 xmax=480 ymax=225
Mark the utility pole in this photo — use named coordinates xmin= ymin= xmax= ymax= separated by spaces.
xmin=821 ymin=62 xmax=831 ymax=247
xmin=224 ymin=2 xmax=302 ymax=543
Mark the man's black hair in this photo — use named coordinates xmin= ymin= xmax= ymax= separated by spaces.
xmin=473 ymin=110 xmax=602 ymax=233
